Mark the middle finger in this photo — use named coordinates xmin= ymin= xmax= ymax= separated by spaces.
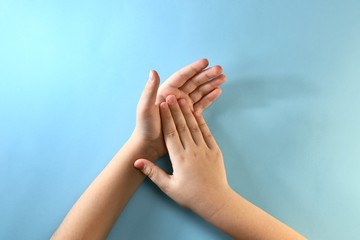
xmin=166 ymin=95 xmax=195 ymax=148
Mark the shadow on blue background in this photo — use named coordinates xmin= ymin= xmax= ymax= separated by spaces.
xmin=1 ymin=0 xmax=360 ymax=239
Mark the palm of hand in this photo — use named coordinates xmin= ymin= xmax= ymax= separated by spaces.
xmin=135 ymin=59 xmax=225 ymax=160
xmin=136 ymin=86 xmax=194 ymax=161
xmin=157 ymin=85 xmax=193 ymax=110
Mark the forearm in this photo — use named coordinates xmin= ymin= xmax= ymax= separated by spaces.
xmin=51 ymin=59 xmax=223 ymax=239
xmin=202 ymin=189 xmax=306 ymax=240
xmin=52 ymin=135 xmax=157 ymax=240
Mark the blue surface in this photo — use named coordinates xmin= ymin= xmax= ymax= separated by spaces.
xmin=1 ymin=1 xmax=360 ymax=239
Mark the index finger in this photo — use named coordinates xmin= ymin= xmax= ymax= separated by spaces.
xmin=166 ymin=59 xmax=209 ymax=88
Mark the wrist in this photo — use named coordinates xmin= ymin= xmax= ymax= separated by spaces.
xmin=190 ymin=185 xmax=235 ymax=223
xmin=127 ymin=131 xmax=160 ymax=162
xmin=205 ymin=187 xmax=237 ymax=222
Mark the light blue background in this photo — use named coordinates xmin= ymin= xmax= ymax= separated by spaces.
xmin=1 ymin=0 xmax=360 ymax=239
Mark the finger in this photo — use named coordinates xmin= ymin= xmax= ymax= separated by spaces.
xmin=190 ymin=74 xmax=226 ymax=104
xmin=160 ymin=102 xmax=183 ymax=152
xmin=166 ymin=95 xmax=195 ymax=148
xmin=165 ymin=58 xmax=209 ymax=88
xmin=137 ymin=70 xmax=160 ymax=115
xmin=194 ymin=112 xmax=217 ymax=149
xmin=178 ymin=98 xmax=205 ymax=146
xmin=193 ymin=88 xmax=222 ymax=114
xmin=180 ymin=65 xmax=223 ymax=94
xmin=134 ymin=159 xmax=171 ymax=192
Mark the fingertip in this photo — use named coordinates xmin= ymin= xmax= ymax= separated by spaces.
xmin=153 ymin=70 xmax=160 ymax=79
xmin=148 ymin=70 xmax=154 ymax=81
xmin=166 ymin=95 xmax=177 ymax=104
xmin=200 ymin=58 xmax=209 ymax=67
xmin=215 ymin=87 xmax=222 ymax=95
xmin=193 ymin=88 xmax=222 ymax=114
xmin=178 ymin=98 xmax=187 ymax=107
xmin=208 ymin=88 xmax=222 ymax=100
xmin=160 ymin=102 xmax=171 ymax=115
xmin=148 ymin=70 xmax=160 ymax=84
xmin=160 ymin=101 xmax=168 ymax=110
xmin=194 ymin=111 xmax=202 ymax=119
xmin=134 ymin=159 xmax=145 ymax=170
xmin=213 ymin=65 xmax=223 ymax=74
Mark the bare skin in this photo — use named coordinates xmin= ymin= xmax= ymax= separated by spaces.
xmin=51 ymin=59 xmax=225 ymax=240
xmin=134 ymin=95 xmax=306 ymax=240
xmin=52 ymin=59 xmax=305 ymax=239
xmin=133 ymin=59 xmax=225 ymax=161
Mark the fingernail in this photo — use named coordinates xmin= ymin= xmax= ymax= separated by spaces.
xmin=134 ymin=160 xmax=145 ymax=170
xmin=214 ymin=65 xmax=223 ymax=73
xmin=148 ymin=70 xmax=154 ymax=82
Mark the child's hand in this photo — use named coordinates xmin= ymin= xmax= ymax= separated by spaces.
xmin=134 ymin=95 xmax=231 ymax=220
xmin=132 ymin=59 xmax=225 ymax=161
xmin=156 ymin=59 xmax=225 ymax=114
xmin=134 ymin=96 xmax=306 ymax=240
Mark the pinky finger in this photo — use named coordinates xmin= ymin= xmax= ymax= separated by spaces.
xmin=194 ymin=112 xmax=217 ymax=149
xmin=193 ymin=88 xmax=222 ymax=114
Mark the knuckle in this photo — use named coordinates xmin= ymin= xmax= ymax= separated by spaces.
xmin=178 ymin=71 xmax=190 ymax=80
xmin=144 ymin=164 xmax=154 ymax=177
xmin=145 ymin=165 xmax=160 ymax=184
xmin=214 ymin=149 xmax=222 ymax=157
xmin=177 ymin=124 xmax=187 ymax=132
xmin=191 ymin=150 xmax=198 ymax=158
xmin=186 ymin=80 xmax=197 ymax=90
xmin=175 ymin=152 xmax=186 ymax=162
xmin=190 ymin=91 xmax=202 ymax=102
xmin=189 ymin=125 xmax=200 ymax=132
xmin=198 ymin=121 xmax=207 ymax=129
xmin=205 ymin=132 xmax=213 ymax=139
xmin=204 ymin=71 xmax=212 ymax=80
xmin=193 ymin=105 xmax=203 ymax=114
xmin=192 ymin=77 xmax=202 ymax=86
xmin=184 ymin=111 xmax=194 ymax=120
xmin=189 ymin=65 xmax=197 ymax=75
xmin=166 ymin=129 xmax=177 ymax=138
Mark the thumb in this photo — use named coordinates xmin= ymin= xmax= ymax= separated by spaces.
xmin=138 ymin=70 xmax=160 ymax=109
xmin=134 ymin=159 xmax=170 ymax=191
